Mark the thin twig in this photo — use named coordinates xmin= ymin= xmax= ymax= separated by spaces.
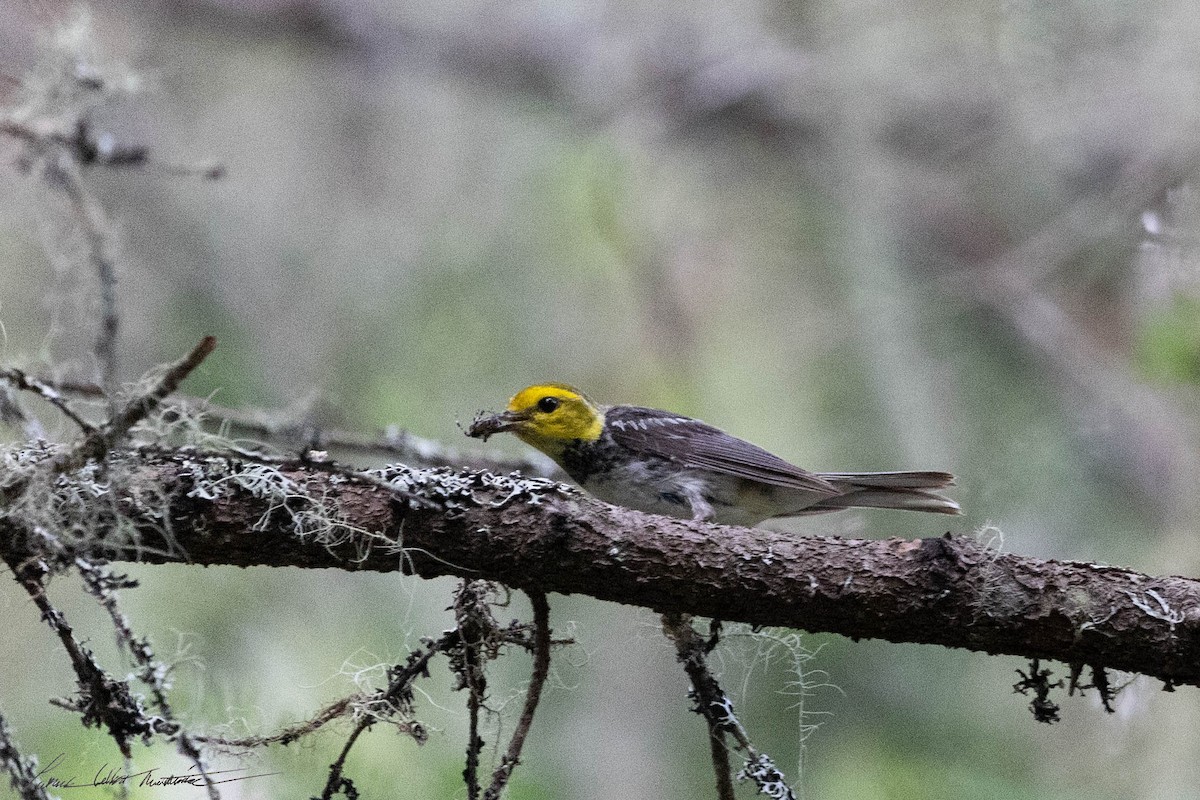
xmin=0 ymin=383 xmax=46 ymax=441
xmin=704 ymin=729 xmax=735 ymax=800
xmin=482 ymin=591 xmax=552 ymax=800
xmin=194 ymin=697 xmax=354 ymax=749
xmin=50 ymin=335 xmax=216 ymax=474
xmin=0 ymin=712 xmax=55 ymax=800
xmin=193 ymin=607 xmax=554 ymax=763
xmin=661 ymin=613 xmax=797 ymax=800
xmin=662 ymin=612 xmax=736 ymax=800
xmin=39 ymin=155 xmax=120 ymax=393
xmin=318 ymin=633 xmax=455 ymax=800
xmin=0 ymin=367 xmax=96 ymax=433
xmin=1 ymin=552 xmax=176 ymax=759
xmin=39 ymin=378 xmax=560 ymax=477
xmin=76 ymin=559 xmax=219 ymax=799
xmin=0 ymin=119 xmax=225 ymax=179
xmin=452 ymin=581 xmax=495 ymax=800
xmin=5 ymin=111 xmax=222 ymax=398
xmin=0 ymin=338 xmax=218 ymax=538
xmin=5 ymin=554 xmax=106 ymax=692
xmin=317 ymin=724 xmax=368 ymax=800
xmin=464 ymin=662 xmax=484 ymax=800
xmin=245 ymin=414 xmax=555 ymax=478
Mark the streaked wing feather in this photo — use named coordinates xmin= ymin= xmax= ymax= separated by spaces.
xmin=605 ymin=406 xmax=838 ymax=494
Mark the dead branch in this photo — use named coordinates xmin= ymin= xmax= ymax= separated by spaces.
xmin=662 ymin=615 xmax=796 ymax=799
xmin=317 ymin=632 xmax=455 ymax=800
xmin=0 ymin=119 xmax=223 ymax=178
xmin=40 ymin=378 xmax=561 ymax=477
xmin=482 ymin=590 xmax=551 ymax=800
xmin=75 ymin=559 xmax=218 ymax=798
xmin=41 ymin=152 xmax=121 ymax=392
xmin=3 ymin=451 xmax=1200 ymax=691
xmin=49 ymin=335 xmax=215 ymax=474
xmin=0 ymin=368 xmax=95 ymax=433
xmin=453 ymin=581 xmax=493 ymax=800
xmin=662 ymin=614 xmax=737 ymax=800
xmin=0 ymin=713 xmax=53 ymax=800
xmin=0 ymin=552 xmax=179 ymax=759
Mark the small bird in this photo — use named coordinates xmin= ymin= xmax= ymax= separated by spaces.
xmin=466 ymin=383 xmax=960 ymax=526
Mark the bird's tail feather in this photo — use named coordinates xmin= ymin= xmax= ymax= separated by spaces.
xmin=802 ymin=488 xmax=961 ymax=515
xmin=795 ymin=471 xmax=961 ymax=515
xmin=817 ymin=470 xmax=955 ymax=489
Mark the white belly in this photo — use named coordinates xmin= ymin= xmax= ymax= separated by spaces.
xmin=578 ymin=461 xmax=779 ymax=527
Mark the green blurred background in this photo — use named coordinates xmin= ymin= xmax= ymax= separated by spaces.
xmin=3 ymin=0 xmax=1200 ymax=797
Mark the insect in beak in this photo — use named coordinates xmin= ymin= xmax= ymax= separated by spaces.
xmin=465 ymin=409 xmax=531 ymax=441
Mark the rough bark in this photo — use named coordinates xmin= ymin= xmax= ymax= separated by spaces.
xmin=3 ymin=450 xmax=1199 ymax=688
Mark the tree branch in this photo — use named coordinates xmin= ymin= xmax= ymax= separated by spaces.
xmin=3 ymin=451 xmax=1200 ymax=690
xmin=316 ymin=632 xmax=454 ymax=800
xmin=0 ymin=368 xmax=95 ymax=434
xmin=0 ymin=553 xmax=177 ymax=760
xmin=662 ymin=614 xmax=737 ymax=800
xmin=38 ymin=378 xmax=561 ymax=478
xmin=0 ymin=713 xmax=54 ymax=800
xmin=482 ymin=590 xmax=551 ymax=800
xmin=661 ymin=615 xmax=796 ymax=799
xmin=49 ymin=335 xmax=216 ymax=474
xmin=75 ymin=560 xmax=218 ymax=798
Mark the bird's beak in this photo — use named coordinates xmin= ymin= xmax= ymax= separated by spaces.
xmin=465 ymin=409 xmax=531 ymax=441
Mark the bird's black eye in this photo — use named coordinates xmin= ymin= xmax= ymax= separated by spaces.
xmin=537 ymin=396 xmax=560 ymax=413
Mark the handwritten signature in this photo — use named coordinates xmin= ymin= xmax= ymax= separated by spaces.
xmin=35 ymin=753 xmax=278 ymax=789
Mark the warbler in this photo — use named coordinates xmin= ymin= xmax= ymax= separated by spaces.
xmin=466 ymin=383 xmax=959 ymax=526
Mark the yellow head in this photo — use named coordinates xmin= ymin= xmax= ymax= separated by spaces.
xmin=466 ymin=383 xmax=604 ymax=459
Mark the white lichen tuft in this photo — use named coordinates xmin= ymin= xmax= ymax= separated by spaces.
xmin=972 ymin=522 xmax=1005 ymax=554
xmin=969 ymin=521 xmax=1014 ymax=612
xmin=374 ymin=464 xmax=570 ymax=515
xmin=712 ymin=625 xmax=834 ymax=791
xmin=0 ymin=443 xmax=119 ymax=562
xmin=737 ymin=753 xmax=797 ymax=800
xmin=7 ymin=8 xmax=140 ymax=130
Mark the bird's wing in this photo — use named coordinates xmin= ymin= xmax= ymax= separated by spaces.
xmin=605 ymin=406 xmax=838 ymax=494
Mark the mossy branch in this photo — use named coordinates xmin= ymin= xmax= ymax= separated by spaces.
xmin=3 ymin=450 xmax=1199 ymax=690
